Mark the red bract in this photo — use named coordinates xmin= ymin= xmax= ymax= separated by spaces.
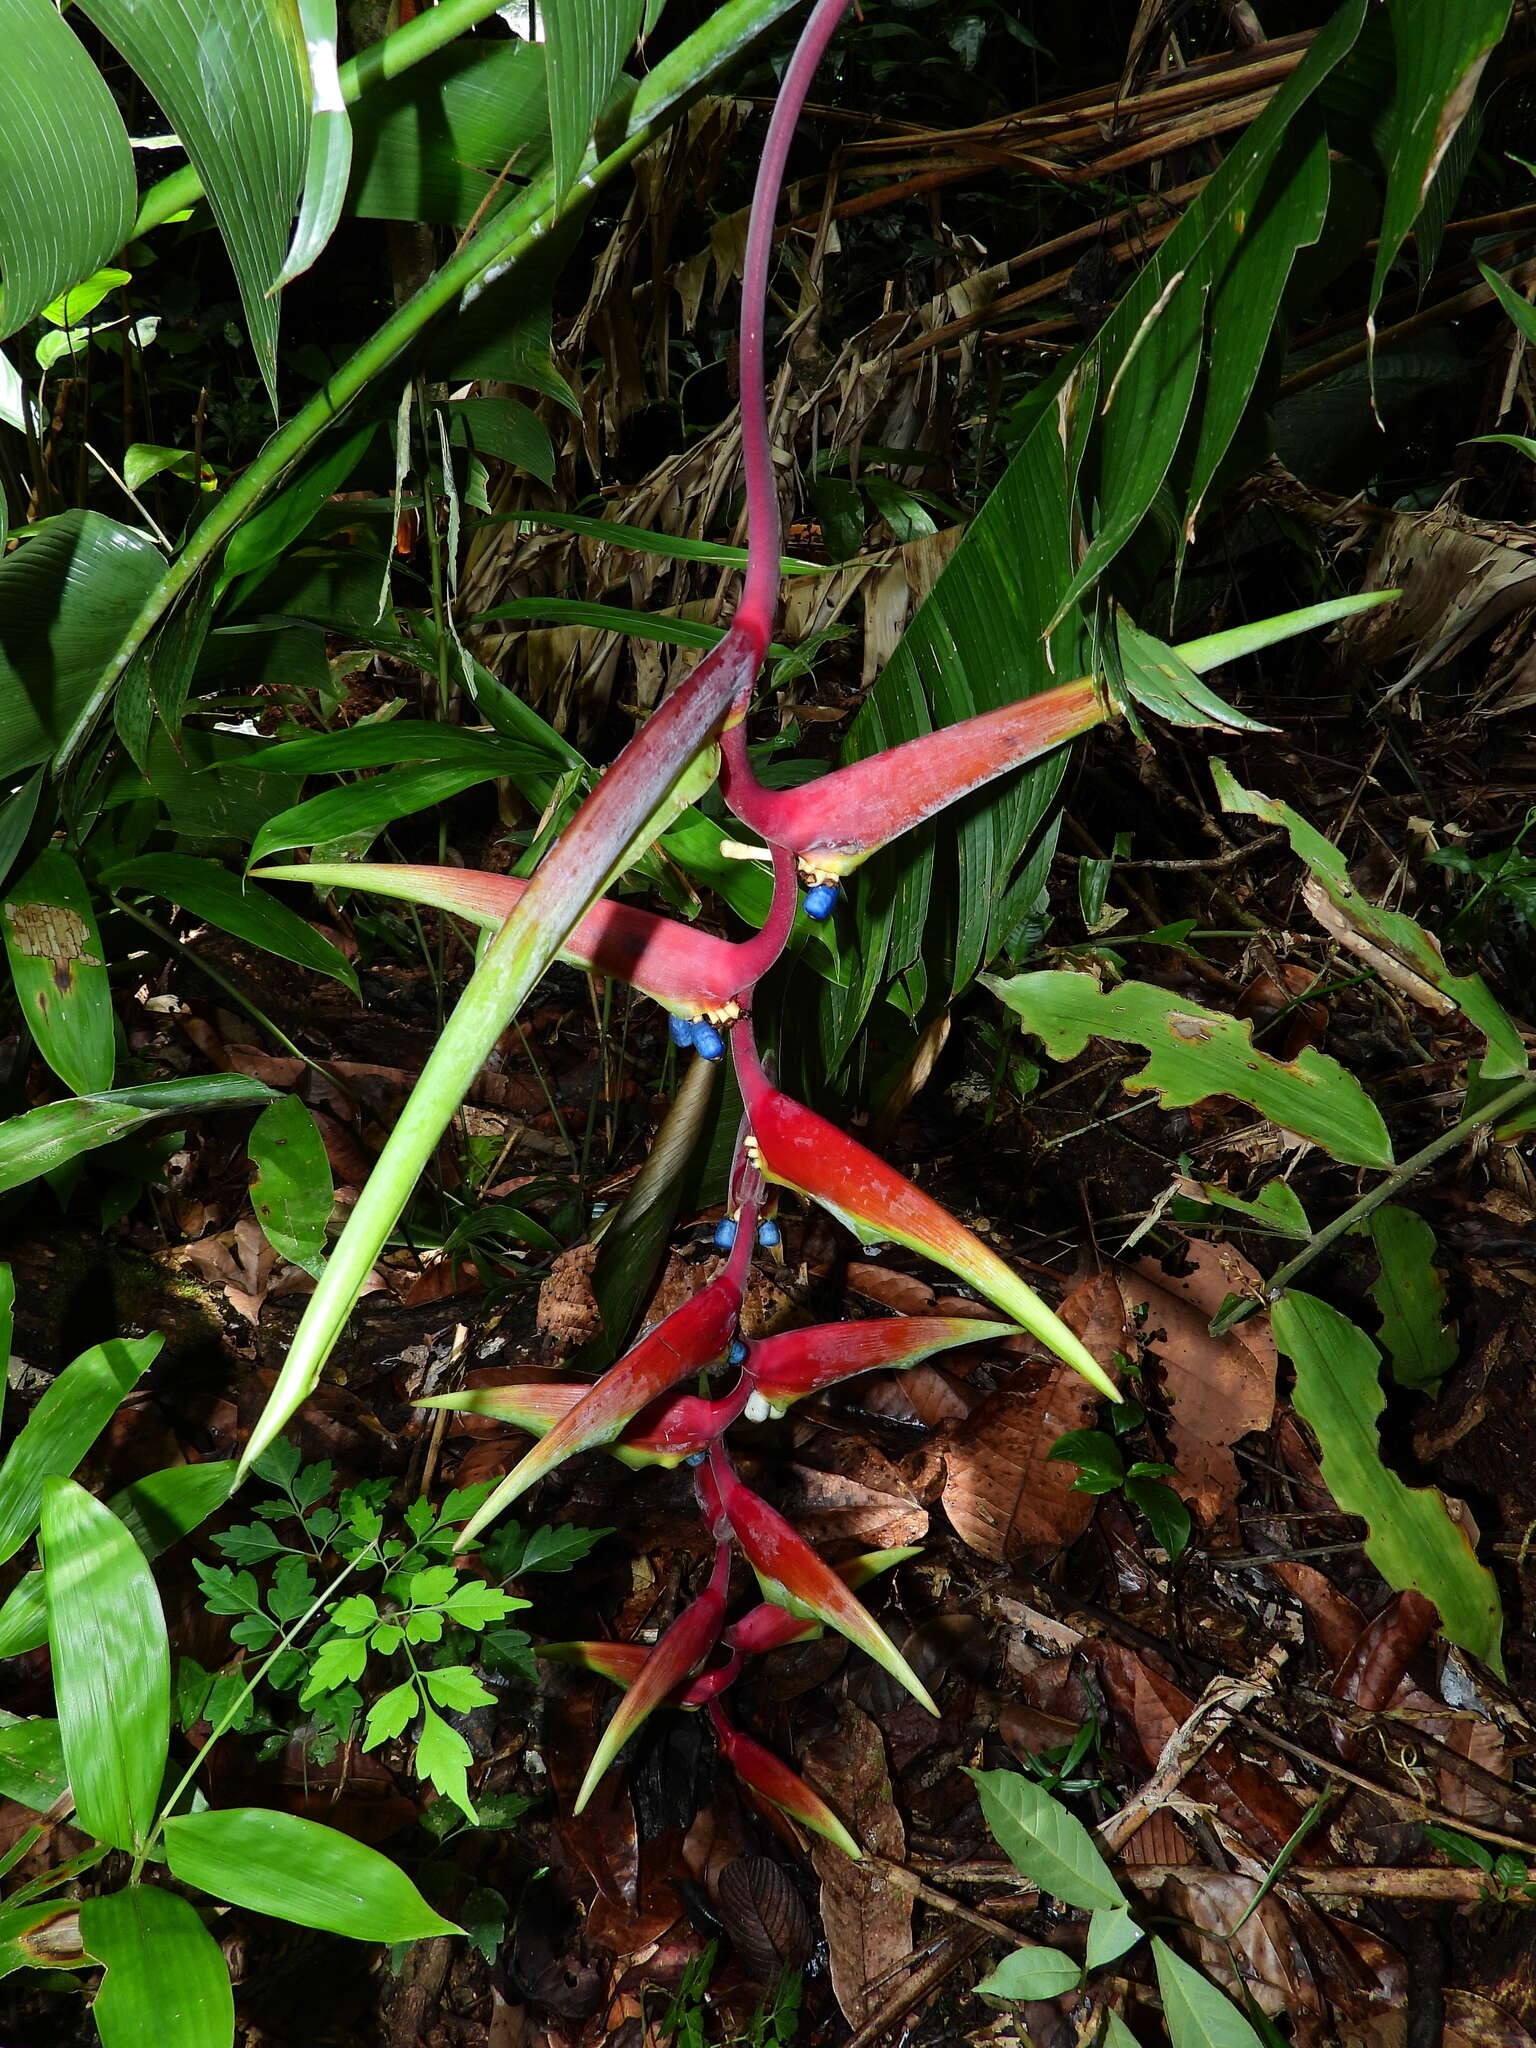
xmin=720 ymin=675 xmax=1107 ymax=881
xmin=452 ymin=1207 xmax=758 ymax=1550
xmin=256 ymin=847 xmax=799 ymax=1025
xmin=732 ymin=1019 xmax=1118 ymax=1402
xmin=574 ymin=1542 xmax=732 ymax=1813
xmin=701 ymin=1447 xmax=938 ymax=1714
xmin=417 ymin=1380 xmax=751 ymax=1468
xmin=708 ymin=1701 xmax=863 ymax=1861
xmin=744 ymin=1314 xmax=1016 ymax=1415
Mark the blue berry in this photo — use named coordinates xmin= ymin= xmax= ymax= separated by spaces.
xmin=803 ymin=882 xmax=839 ymax=921
xmin=757 ymin=1218 xmax=781 ymax=1248
xmin=728 ymin=1338 xmax=749 ymax=1366
xmin=668 ymin=1013 xmax=696 ymax=1049
xmin=692 ymin=1021 xmax=725 ymax=1062
xmin=713 ymin=1217 xmax=738 ymax=1251
xmin=684 ymin=1450 xmax=708 ymax=1467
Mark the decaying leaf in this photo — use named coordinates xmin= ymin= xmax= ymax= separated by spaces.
xmin=1122 ymin=1241 xmax=1276 ymax=1531
xmin=801 ymin=1705 xmax=910 ymax=2028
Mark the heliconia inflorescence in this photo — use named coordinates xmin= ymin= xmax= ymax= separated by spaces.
xmin=239 ymin=0 xmax=1378 ymax=1862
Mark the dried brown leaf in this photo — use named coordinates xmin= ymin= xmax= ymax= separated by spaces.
xmin=802 ymin=1706 xmax=910 ymax=2027
xmin=940 ymin=1357 xmax=1106 ymax=1564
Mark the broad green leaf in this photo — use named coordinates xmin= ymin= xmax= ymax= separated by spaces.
xmin=1086 ymin=1907 xmax=1143 ymax=1969
xmin=223 ymin=422 xmax=376 ymax=581
xmin=41 ymin=1478 xmax=170 ymax=1854
xmin=2 ymin=849 xmax=113 ymax=1096
xmin=161 ymin=1808 xmax=461 ymax=1941
xmin=1479 ymin=261 xmax=1536 ymax=350
xmin=0 ymin=1074 xmax=274 ymax=1197
xmin=1368 ymin=1 xmax=1512 ymax=338
xmin=123 ymin=444 xmax=209 ymax=492
xmin=0 ymin=1460 xmax=236 ymax=1659
xmin=1152 ymin=1937 xmax=1266 ymax=2048
xmin=0 ymin=1335 xmax=158 ymax=1566
xmin=0 ymin=1899 xmax=90 ymax=1981
xmin=445 ymin=398 xmax=555 ymax=482
xmin=0 ymin=513 xmax=164 ymax=781
xmin=0 ymin=769 xmax=41 ymax=895
xmin=1114 ymin=619 xmax=1271 ymax=735
xmin=75 ymin=0 xmax=310 ymax=409
xmin=468 ymin=596 xmax=787 ymax=655
xmin=1125 ymin=1476 xmax=1192 ymax=1562
xmin=82 ymin=1886 xmax=234 ymax=2048
xmin=41 ymin=266 xmax=133 ymax=328
xmin=1171 ymin=1174 xmax=1311 ymax=1239
xmin=235 ymin=719 xmax=545 ymax=778
xmin=0 ymin=1715 xmax=67 ymax=1811
xmin=0 ymin=0 xmax=136 ymax=339
xmin=347 ymin=36 xmax=550 ymax=226
xmin=1362 ymin=1205 xmax=1457 ymax=1392
xmin=542 ymin=0 xmax=643 ymax=204
xmin=248 ymin=1095 xmax=332 ymax=1273
xmin=968 ymin=1768 xmax=1124 ymax=1912
xmin=248 ymin=760 xmax=521 ymax=866
xmin=1214 ymin=763 xmax=1527 ymax=1079
xmin=278 ymin=0 xmax=353 ymax=288
xmin=1273 ymin=1293 xmax=1502 ymax=1669
xmin=112 ymin=573 xmax=221 ymax=774
xmin=985 ymin=970 xmax=1393 ymax=1170
xmin=102 ymin=854 xmax=359 ymax=995
xmin=976 ymin=1945 xmax=1081 ymax=2002
xmin=0 ymin=1260 xmax=12 ymax=1375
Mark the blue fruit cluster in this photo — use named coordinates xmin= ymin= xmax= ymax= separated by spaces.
xmin=802 ymin=882 xmax=839 ymax=921
xmin=668 ymin=1013 xmax=725 ymax=1060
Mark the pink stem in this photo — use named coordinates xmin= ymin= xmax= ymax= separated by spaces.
xmin=726 ymin=842 xmax=799 ymax=997
xmin=730 ymin=1012 xmax=773 ymax=1120
xmin=737 ymin=0 xmax=852 ymax=642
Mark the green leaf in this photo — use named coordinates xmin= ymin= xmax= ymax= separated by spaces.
xmin=1086 ymin=1907 xmax=1143 ymax=1969
xmin=0 ymin=512 xmax=165 ymax=781
xmin=0 ymin=1715 xmax=67 ymax=1812
xmin=0 ymin=1074 xmax=274 ymax=1196
xmin=267 ymin=1552 xmax=315 ymax=1622
xmin=468 ymin=596 xmax=761 ymax=654
xmin=1114 ymin=618 xmax=1272 ymax=735
xmin=1362 ymin=1205 xmax=1458 ymax=1392
xmin=1047 ymin=1429 xmax=1125 ymax=1494
xmin=248 ymin=1095 xmax=333 ymax=1274
xmin=362 ymin=1681 xmax=418 ymax=1749
xmin=1368 ymin=1 xmax=1512 ymax=338
xmin=1273 ymin=1293 xmax=1502 ymax=1670
xmin=516 ymin=1523 xmax=613 ymax=1575
xmin=1214 ymin=763 xmax=1527 ymax=1080
xmin=968 ymin=1768 xmax=1125 ymax=1912
xmin=445 ymin=398 xmax=555 ymax=483
xmin=238 ymin=718 xmax=546 ymax=778
xmin=1125 ymin=1477 xmax=1192 ymax=1562
xmin=0 ymin=770 xmax=41 ymax=895
xmin=0 ymin=0 xmax=136 ymax=340
xmin=123 ymin=444 xmax=209 ymax=493
xmin=41 ymin=1478 xmax=170 ymax=1854
xmin=486 ymin=508 xmax=822 ymax=576
xmin=224 ymin=422 xmax=376 ymax=580
xmin=301 ymin=1634 xmax=367 ymax=1699
xmin=0 ymin=1460 xmax=234 ymax=1659
xmin=162 ymin=1807 xmax=459 ymax=1941
xmin=0 ymin=1335 xmax=158 ymax=1566
xmin=75 ymin=0 xmax=310 ymax=410
xmin=423 ymin=1664 xmax=495 ymax=1712
xmin=976 ymin=1945 xmax=1082 ymax=2002
xmin=3 ymin=847 xmax=114 ymax=1096
xmin=102 ymin=855 xmax=359 ymax=995
xmin=331 ymin=1593 xmax=379 ymax=1635
xmin=1152 ymin=1937 xmax=1266 ymax=2048
xmin=542 ymin=0 xmax=642 ymax=203
xmin=443 ymin=1580 xmax=522 ymax=1629
xmin=347 ymin=36 xmax=550 ymax=226
xmin=248 ymin=760 xmax=514 ymax=867
xmin=414 ymin=1704 xmax=477 ymax=1823
xmin=81 ymin=1885 xmax=235 ymax=2048
xmin=985 ymin=970 xmax=1393 ymax=1170
xmin=278 ymin=0 xmax=354 ymax=289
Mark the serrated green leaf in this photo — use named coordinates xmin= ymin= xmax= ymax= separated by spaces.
xmin=302 ymin=1635 xmax=367 ymax=1699
xmin=0 ymin=1336 xmax=157 ymax=1566
xmin=410 ymin=1565 xmax=459 ymax=1605
xmin=42 ymin=1479 xmax=169 ymax=1854
xmin=516 ymin=1523 xmax=612 ymax=1575
xmin=1153 ymin=1937 xmax=1266 ymax=2048
xmin=362 ymin=1680 xmax=418 ymax=1748
xmin=968 ymin=1768 xmax=1124 ymax=1912
xmin=0 ymin=0 xmax=136 ymax=340
xmin=3 ymin=848 xmax=114 ymax=1096
xmin=102 ymin=854 xmax=359 ymax=995
xmin=443 ymin=1580 xmax=522 ymax=1630
xmin=1362 ymin=1205 xmax=1458 ymax=1392
xmin=986 ymin=970 xmax=1393 ymax=1169
xmin=267 ymin=1553 xmax=316 ymax=1623
xmin=415 ymin=1704 xmax=476 ymax=1823
xmin=1273 ymin=1292 xmax=1502 ymax=1669
xmin=976 ymin=1945 xmax=1081 ymax=2002
xmin=163 ymin=1807 xmax=460 ymax=1940
xmin=75 ymin=0 xmax=310 ymax=409
xmin=423 ymin=1664 xmax=495 ymax=1713
xmin=81 ymin=1885 xmax=234 ymax=2048
xmin=248 ymin=1095 xmax=333 ymax=1275
xmin=331 ymin=1593 xmax=378 ymax=1635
